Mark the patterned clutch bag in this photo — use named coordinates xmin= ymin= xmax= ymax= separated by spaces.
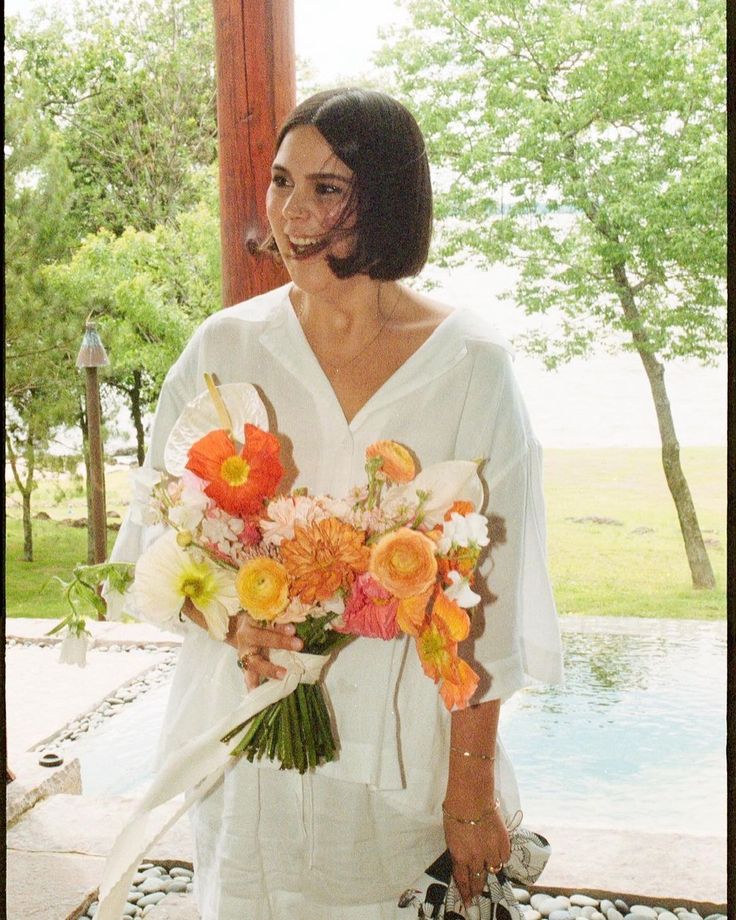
xmin=398 ymin=812 xmax=551 ymax=920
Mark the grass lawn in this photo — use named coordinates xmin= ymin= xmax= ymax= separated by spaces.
xmin=544 ymin=446 xmax=726 ymax=618
xmin=4 ymin=448 xmax=726 ymax=620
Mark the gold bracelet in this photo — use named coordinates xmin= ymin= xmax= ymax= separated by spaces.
xmin=450 ymin=746 xmax=495 ymax=762
xmin=441 ymin=798 xmax=500 ymax=826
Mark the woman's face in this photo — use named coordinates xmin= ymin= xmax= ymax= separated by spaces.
xmin=266 ymin=125 xmax=355 ymax=290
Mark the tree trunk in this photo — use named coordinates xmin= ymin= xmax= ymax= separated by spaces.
xmin=612 ymin=266 xmax=716 ymax=589
xmin=131 ymin=371 xmax=146 ymax=467
xmin=6 ymin=431 xmax=34 ymax=562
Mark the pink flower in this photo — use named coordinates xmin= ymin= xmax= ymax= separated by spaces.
xmin=238 ymin=520 xmax=262 ymax=547
xmin=337 ymin=572 xmax=400 ymax=640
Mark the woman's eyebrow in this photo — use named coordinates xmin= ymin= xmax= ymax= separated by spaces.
xmin=271 ymin=163 xmax=351 ymax=182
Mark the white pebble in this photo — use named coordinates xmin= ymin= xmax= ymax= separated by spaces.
xmin=531 ymin=895 xmax=554 ymax=912
xmin=630 ymin=907 xmax=657 ymax=920
xmin=169 ymin=867 xmax=193 ymax=878
xmin=513 ymin=888 xmax=531 ymax=905
xmin=571 ymin=897 xmax=600 ymax=909
xmin=138 ymin=877 xmax=165 ymax=894
xmin=137 ymin=891 xmax=166 ymax=907
xmin=549 ymin=911 xmax=572 ymax=920
xmin=122 ymin=904 xmax=138 ymax=917
xmin=656 ymin=913 xmax=678 ymax=920
xmin=140 ymin=866 xmax=164 ymax=878
xmin=582 ymin=909 xmax=598 ymax=919
xmin=570 ymin=909 xmax=583 ymax=917
xmin=607 ymin=911 xmax=624 ymax=920
xmin=543 ymin=898 xmax=572 ymax=917
xmin=524 ymin=912 xmax=543 ymax=920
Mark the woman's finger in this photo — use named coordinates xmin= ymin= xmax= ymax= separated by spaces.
xmin=236 ymin=620 xmax=303 ymax=652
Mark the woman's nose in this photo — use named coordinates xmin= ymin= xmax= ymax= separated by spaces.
xmin=282 ymin=187 xmax=308 ymax=219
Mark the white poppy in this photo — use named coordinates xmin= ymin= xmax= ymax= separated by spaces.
xmin=133 ymin=531 xmax=240 ymax=640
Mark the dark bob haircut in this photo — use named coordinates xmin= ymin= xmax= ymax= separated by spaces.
xmin=267 ymin=88 xmax=433 ymax=281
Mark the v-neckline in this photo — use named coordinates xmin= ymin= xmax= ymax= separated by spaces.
xmin=280 ymin=285 xmax=464 ymax=430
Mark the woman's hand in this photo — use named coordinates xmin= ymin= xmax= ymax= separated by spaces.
xmin=443 ymin=801 xmax=510 ymax=905
xmin=227 ymin=612 xmax=303 ymax=690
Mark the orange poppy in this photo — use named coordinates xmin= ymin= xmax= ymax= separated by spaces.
xmin=281 ymin=517 xmax=370 ymax=605
xmin=415 ymin=620 xmax=457 ymax=684
xmin=440 ymin=658 xmax=479 ymax=710
xmin=186 ymin=424 xmax=283 ymax=517
xmin=396 ymin=588 xmax=433 ymax=637
xmin=431 ymin=591 xmax=470 ymax=643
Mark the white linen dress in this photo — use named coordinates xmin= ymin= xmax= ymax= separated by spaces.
xmin=110 ymin=283 xmax=564 ymax=920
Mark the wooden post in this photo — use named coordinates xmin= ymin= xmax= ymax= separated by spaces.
xmin=212 ymin=0 xmax=295 ymax=307
xmin=84 ymin=366 xmax=108 ymax=567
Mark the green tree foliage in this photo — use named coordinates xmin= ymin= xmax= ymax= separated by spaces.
xmin=44 ymin=181 xmax=221 ymax=464
xmin=5 ymin=68 xmax=85 ymax=561
xmin=379 ymin=0 xmax=725 ymax=588
xmin=5 ymin=0 xmax=218 ymax=236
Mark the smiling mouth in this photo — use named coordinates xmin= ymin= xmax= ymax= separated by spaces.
xmin=287 ymin=235 xmax=329 ymax=259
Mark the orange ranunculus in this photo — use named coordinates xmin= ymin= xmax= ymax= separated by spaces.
xmin=440 ymin=658 xmax=480 ymax=710
xmin=281 ymin=517 xmax=370 ymax=605
xmin=369 ymin=528 xmax=438 ymax=599
xmin=431 ymin=591 xmax=470 ymax=642
xmin=186 ymin=424 xmax=283 ymax=517
xmin=236 ymin=557 xmax=289 ymax=622
xmin=396 ymin=588 xmax=432 ymax=637
xmin=415 ymin=620 xmax=457 ymax=684
xmin=444 ymin=500 xmax=475 ymax=521
xmin=365 ymin=440 xmax=416 ymax=483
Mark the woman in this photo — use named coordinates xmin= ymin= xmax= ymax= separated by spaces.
xmin=112 ymin=88 xmax=563 ymax=918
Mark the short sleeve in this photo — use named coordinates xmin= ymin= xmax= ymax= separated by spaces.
xmin=459 ymin=349 xmax=564 ymax=703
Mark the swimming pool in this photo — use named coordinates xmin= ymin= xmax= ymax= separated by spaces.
xmin=70 ymin=616 xmax=726 ymax=837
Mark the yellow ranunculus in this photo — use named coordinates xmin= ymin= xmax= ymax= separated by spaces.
xmin=236 ymin=557 xmax=289 ymax=622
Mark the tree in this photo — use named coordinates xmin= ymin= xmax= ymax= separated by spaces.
xmin=5 ymin=0 xmax=218 ymax=237
xmin=5 ymin=68 xmax=86 ymax=560
xmin=43 ymin=183 xmax=222 ymax=465
xmin=379 ymin=0 xmax=725 ymax=589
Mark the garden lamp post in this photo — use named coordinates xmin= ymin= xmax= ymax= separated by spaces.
xmin=76 ymin=320 xmax=109 ymax=569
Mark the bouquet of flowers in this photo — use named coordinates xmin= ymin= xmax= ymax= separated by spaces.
xmin=55 ymin=377 xmax=493 ymax=774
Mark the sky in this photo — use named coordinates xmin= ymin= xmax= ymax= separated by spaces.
xmin=4 ymin=0 xmax=408 ymax=84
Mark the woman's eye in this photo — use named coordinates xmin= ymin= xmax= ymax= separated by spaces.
xmin=316 ymin=183 xmax=343 ymax=196
xmin=271 ymin=174 xmax=289 ymax=188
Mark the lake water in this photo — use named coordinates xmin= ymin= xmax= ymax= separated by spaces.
xmin=72 ymin=616 xmax=726 ymax=837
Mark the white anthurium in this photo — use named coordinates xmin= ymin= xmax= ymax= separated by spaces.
xmin=437 ymin=511 xmax=491 ymax=555
xmin=164 ymin=381 xmax=268 ymax=477
xmin=133 ymin=531 xmax=240 ymax=641
xmin=444 ymin=570 xmax=482 ymax=609
xmin=387 ymin=460 xmax=484 ymax=528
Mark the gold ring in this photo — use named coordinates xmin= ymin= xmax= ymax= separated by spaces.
xmin=237 ymin=653 xmax=252 ymax=670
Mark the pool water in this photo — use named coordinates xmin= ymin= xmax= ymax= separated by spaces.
xmin=500 ymin=617 xmax=726 ymax=836
xmin=73 ymin=617 xmax=726 ymax=837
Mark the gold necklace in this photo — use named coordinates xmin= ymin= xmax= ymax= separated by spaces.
xmin=295 ymin=283 xmax=402 ymax=375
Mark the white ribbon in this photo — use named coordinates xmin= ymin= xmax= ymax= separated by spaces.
xmin=95 ymin=649 xmax=330 ymax=920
